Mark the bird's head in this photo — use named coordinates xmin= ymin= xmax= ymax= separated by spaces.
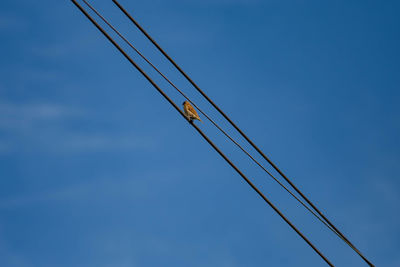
xmin=182 ymin=101 xmax=187 ymax=105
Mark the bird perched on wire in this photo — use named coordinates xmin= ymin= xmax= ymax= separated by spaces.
xmin=183 ymin=101 xmax=202 ymax=122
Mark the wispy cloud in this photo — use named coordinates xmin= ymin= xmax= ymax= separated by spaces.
xmin=0 ymin=101 xmax=83 ymax=119
xmin=57 ymin=133 xmax=157 ymax=152
xmin=193 ymin=0 xmax=263 ymax=5
xmin=154 ymin=0 xmax=263 ymax=6
xmin=0 ymin=101 xmax=84 ymax=131
xmin=0 ymin=230 xmax=32 ymax=267
xmin=0 ymin=141 xmax=10 ymax=153
xmin=371 ymin=177 xmax=400 ymax=204
xmin=29 ymin=34 xmax=99 ymax=60
xmin=0 ymin=101 xmax=157 ymax=154
xmin=0 ymin=169 xmax=171 ymax=210
xmin=84 ymin=226 xmax=239 ymax=267
xmin=0 ymin=13 xmax=27 ymax=31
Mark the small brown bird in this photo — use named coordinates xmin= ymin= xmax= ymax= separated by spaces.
xmin=183 ymin=101 xmax=202 ymax=122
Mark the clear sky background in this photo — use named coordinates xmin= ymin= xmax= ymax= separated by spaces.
xmin=0 ymin=0 xmax=399 ymax=266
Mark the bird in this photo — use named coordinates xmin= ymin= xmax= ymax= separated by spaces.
xmin=182 ymin=101 xmax=202 ymax=122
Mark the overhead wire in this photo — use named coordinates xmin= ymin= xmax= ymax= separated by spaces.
xmin=70 ymin=0 xmax=335 ymax=265
xmin=110 ymin=1 xmax=374 ymax=266
xmin=79 ymin=0 xmax=344 ymax=241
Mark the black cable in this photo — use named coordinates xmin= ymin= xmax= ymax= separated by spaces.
xmin=80 ymin=0 xmax=343 ymax=241
xmin=70 ymin=1 xmax=335 ymax=265
xmin=111 ymin=1 xmax=374 ymax=266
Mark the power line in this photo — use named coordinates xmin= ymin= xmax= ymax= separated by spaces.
xmin=111 ymin=1 xmax=374 ymax=266
xmin=70 ymin=1 xmax=335 ymax=266
xmin=80 ymin=0 xmax=344 ymax=242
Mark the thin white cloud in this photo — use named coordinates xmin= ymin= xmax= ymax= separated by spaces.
xmin=0 ymin=101 xmax=82 ymax=119
xmin=0 ymin=101 xmax=84 ymax=131
xmin=0 ymin=170 xmax=171 ymax=209
xmin=30 ymin=34 xmax=99 ymax=60
xmin=58 ymin=133 xmax=157 ymax=152
xmin=193 ymin=0 xmax=262 ymax=5
xmin=0 ymin=178 xmax=125 ymax=209
xmin=85 ymin=228 xmax=239 ymax=267
xmin=0 ymin=101 xmax=157 ymax=154
xmin=0 ymin=141 xmax=10 ymax=153
xmin=0 ymin=100 xmax=81 ymax=115
xmin=0 ymin=231 xmax=32 ymax=267
xmin=370 ymin=177 xmax=400 ymax=204
xmin=0 ymin=13 xmax=27 ymax=31
xmin=151 ymin=0 xmax=263 ymax=6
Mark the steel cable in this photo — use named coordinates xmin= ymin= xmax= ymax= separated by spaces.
xmin=111 ymin=1 xmax=374 ymax=266
xmin=80 ymin=0 xmax=344 ymax=241
xmin=71 ymin=1 xmax=335 ymax=265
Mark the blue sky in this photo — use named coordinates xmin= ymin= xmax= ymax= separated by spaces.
xmin=0 ymin=0 xmax=399 ymax=266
